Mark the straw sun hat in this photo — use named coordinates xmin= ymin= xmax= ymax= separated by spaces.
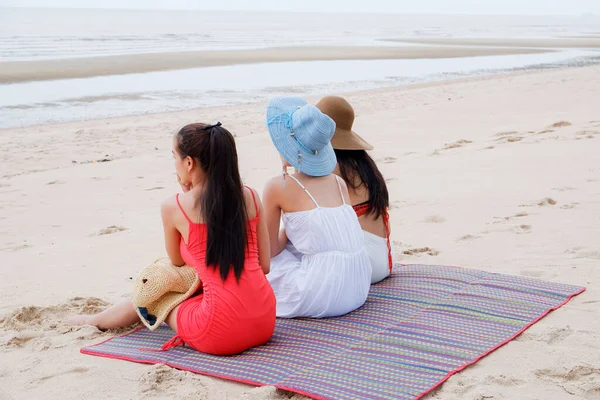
xmin=266 ymin=97 xmax=337 ymax=177
xmin=132 ymin=258 xmax=200 ymax=331
xmin=315 ymin=96 xmax=374 ymax=151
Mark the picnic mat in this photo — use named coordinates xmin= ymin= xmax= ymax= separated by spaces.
xmin=82 ymin=264 xmax=585 ymax=400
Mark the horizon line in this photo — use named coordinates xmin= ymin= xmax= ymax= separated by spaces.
xmin=1 ymin=5 xmax=596 ymax=18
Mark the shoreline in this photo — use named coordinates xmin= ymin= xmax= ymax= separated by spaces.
xmin=383 ymin=37 xmax=600 ymax=48
xmin=0 ymin=45 xmax=552 ymax=84
xmin=0 ymin=64 xmax=593 ymax=133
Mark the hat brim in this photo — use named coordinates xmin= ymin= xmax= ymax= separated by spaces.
xmin=267 ymin=100 xmax=337 ymax=177
xmin=331 ymin=128 xmax=374 ymax=151
xmin=133 ymin=262 xmax=201 ymax=331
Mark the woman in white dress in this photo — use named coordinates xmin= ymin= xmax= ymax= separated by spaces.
xmin=316 ymin=96 xmax=394 ymax=284
xmin=262 ymin=97 xmax=372 ymax=318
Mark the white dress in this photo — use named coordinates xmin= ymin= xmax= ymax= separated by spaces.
xmin=267 ymin=175 xmax=372 ymax=318
xmin=364 ymin=230 xmax=392 ymax=284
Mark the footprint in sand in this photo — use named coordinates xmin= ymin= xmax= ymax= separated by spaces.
xmin=560 ymin=202 xmax=579 ymax=210
xmin=495 ymin=131 xmax=519 ymax=137
xmin=95 ymin=225 xmax=127 ymax=236
xmin=1 ymin=243 xmax=32 ymax=252
xmin=535 ymin=365 xmax=600 ymax=398
xmin=494 ymin=131 xmax=525 ymax=142
xmin=487 ymin=375 xmax=525 ymax=387
xmin=381 ymin=157 xmax=397 ymax=164
xmin=457 ymin=234 xmax=482 ymax=242
xmin=550 ymin=121 xmax=572 ymax=128
xmin=46 ymin=180 xmax=66 ymax=185
xmin=432 ymin=139 xmax=473 ymax=155
xmin=514 ymin=225 xmax=532 ymax=234
xmin=522 ymin=197 xmax=557 ymax=208
xmin=403 ymin=247 xmax=440 ymax=256
xmin=38 ymin=367 xmax=90 ymax=382
xmin=139 ymin=364 xmax=208 ymax=397
xmin=565 ymin=248 xmax=600 ymax=260
xmin=444 ymin=139 xmax=472 ymax=149
xmin=3 ymin=332 xmax=42 ymax=349
xmin=493 ymin=212 xmax=528 ymax=224
xmin=517 ymin=326 xmax=573 ymax=345
xmin=519 ymin=269 xmax=544 ymax=278
xmin=552 ymin=187 xmax=576 ymax=192
xmin=495 ymin=135 xmax=523 ymax=143
xmin=424 ymin=215 xmax=446 ymax=223
xmin=538 ymin=198 xmax=558 ymax=206
xmin=576 ymin=130 xmax=599 ymax=137
xmin=241 ymin=386 xmax=288 ymax=400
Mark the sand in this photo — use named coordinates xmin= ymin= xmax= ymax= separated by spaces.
xmin=1 ymin=65 xmax=600 ymax=399
xmin=0 ymin=45 xmax=551 ymax=84
xmin=384 ymin=37 xmax=600 ymax=49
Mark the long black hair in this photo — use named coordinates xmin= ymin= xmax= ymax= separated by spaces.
xmin=334 ymin=149 xmax=389 ymax=219
xmin=176 ymin=122 xmax=247 ymax=281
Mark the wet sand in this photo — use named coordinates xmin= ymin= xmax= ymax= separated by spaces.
xmin=384 ymin=37 xmax=600 ymax=49
xmin=0 ymin=45 xmax=551 ymax=84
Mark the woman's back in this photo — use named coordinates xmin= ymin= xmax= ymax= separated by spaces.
xmin=343 ymin=177 xmax=387 ymax=238
xmin=282 ymin=174 xmax=364 ymax=255
xmin=268 ymin=174 xmax=372 ymax=318
xmin=175 ymin=187 xmax=276 ymax=355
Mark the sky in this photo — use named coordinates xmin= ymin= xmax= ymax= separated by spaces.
xmin=1 ymin=0 xmax=600 ymax=15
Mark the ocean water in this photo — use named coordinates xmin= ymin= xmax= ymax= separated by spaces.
xmin=1 ymin=8 xmax=599 ymax=128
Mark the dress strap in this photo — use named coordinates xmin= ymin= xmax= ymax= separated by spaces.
xmin=287 ymin=175 xmax=319 ymax=207
xmin=382 ymin=208 xmax=393 ymax=274
xmin=244 ymin=185 xmax=259 ymax=217
xmin=334 ymin=175 xmax=345 ymax=205
xmin=176 ymin=194 xmax=193 ymax=224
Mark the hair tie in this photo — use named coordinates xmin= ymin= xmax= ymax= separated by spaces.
xmin=196 ymin=122 xmax=222 ymax=132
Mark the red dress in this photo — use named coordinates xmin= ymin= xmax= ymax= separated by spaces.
xmin=164 ymin=189 xmax=276 ymax=355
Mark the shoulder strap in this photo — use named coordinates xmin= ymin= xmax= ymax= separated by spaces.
xmin=287 ymin=175 xmax=319 ymax=207
xmin=244 ymin=185 xmax=259 ymax=217
xmin=334 ymin=175 xmax=346 ymax=205
xmin=175 ymin=194 xmax=193 ymax=224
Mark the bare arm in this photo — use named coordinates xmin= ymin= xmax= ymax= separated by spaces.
xmin=250 ymin=190 xmax=271 ymax=275
xmin=336 ymin=174 xmax=353 ymax=205
xmin=161 ymin=197 xmax=185 ymax=267
xmin=263 ymin=177 xmax=287 ymax=257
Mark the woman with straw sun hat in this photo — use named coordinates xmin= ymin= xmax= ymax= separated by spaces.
xmin=316 ymin=96 xmax=393 ymax=284
xmin=263 ymin=96 xmax=372 ymax=318
xmin=67 ymin=122 xmax=276 ymax=355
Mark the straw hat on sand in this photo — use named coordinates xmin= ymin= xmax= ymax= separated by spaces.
xmin=316 ymin=96 xmax=374 ymax=151
xmin=132 ymin=258 xmax=200 ymax=331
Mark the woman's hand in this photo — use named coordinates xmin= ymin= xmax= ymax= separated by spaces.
xmin=177 ymin=176 xmax=192 ymax=193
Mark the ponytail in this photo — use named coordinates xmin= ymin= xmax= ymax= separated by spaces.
xmin=176 ymin=123 xmax=247 ymax=281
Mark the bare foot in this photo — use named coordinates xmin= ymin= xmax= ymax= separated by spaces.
xmin=65 ymin=314 xmax=94 ymax=327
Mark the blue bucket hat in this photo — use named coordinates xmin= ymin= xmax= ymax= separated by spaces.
xmin=266 ymin=97 xmax=337 ymax=177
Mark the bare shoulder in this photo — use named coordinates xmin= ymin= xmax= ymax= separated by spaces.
xmin=161 ymin=194 xmax=179 ymax=216
xmin=243 ymin=185 xmax=260 ymax=202
xmin=333 ymin=173 xmax=349 ymax=189
xmin=243 ymin=185 xmax=261 ymax=217
xmin=263 ymin=175 xmax=285 ymax=197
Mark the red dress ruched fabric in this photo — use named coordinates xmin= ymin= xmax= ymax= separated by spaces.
xmin=163 ymin=189 xmax=276 ymax=355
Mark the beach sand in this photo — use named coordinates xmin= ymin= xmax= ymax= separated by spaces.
xmin=1 ymin=65 xmax=599 ymax=399
xmin=0 ymin=45 xmax=551 ymax=84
